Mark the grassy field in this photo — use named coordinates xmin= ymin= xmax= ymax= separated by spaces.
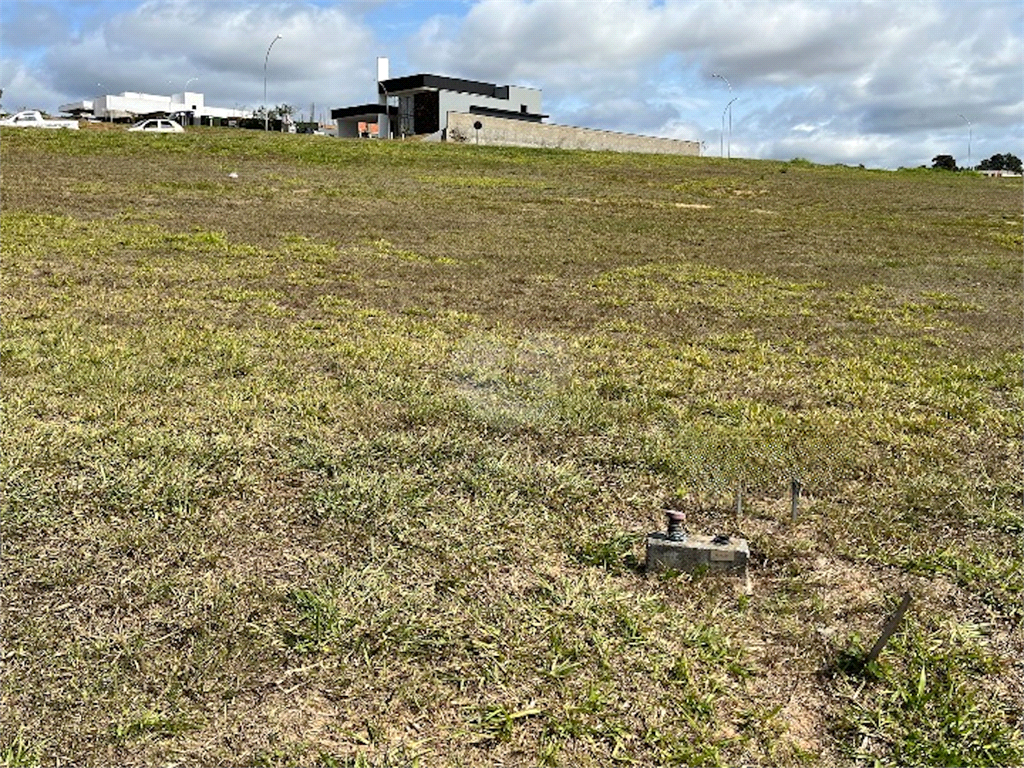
xmin=1 ymin=125 xmax=1021 ymax=767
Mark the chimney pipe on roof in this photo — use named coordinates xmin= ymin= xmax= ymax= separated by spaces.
xmin=376 ymin=57 xmax=391 ymax=139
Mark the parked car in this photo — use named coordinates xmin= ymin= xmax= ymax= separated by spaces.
xmin=0 ymin=110 xmax=79 ymax=130
xmin=128 ymin=118 xmax=184 ymax=133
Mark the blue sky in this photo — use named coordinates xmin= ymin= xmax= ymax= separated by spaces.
xmin=1 ymin=0 xmax=1021 ymax=168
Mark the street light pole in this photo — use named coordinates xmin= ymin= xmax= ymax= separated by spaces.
xmin=729 ymin=99 xmax=734 ymax=158
xmin=722 ymin=98 xmax=737 ymax=159
xmin=957 ymin=113 xmax=971 ymax=169
xmin=182 ymin=77 xmax=198 ymax=126
xmin=264 ymin=34 xmax=283 ymax=131
xmin=719 ymin=104 xmax=725 ymax=158
xmin=96 ymin=82 xmax=111 ymax=122
xmin=712 ymin=72 xmax=733 ymax=158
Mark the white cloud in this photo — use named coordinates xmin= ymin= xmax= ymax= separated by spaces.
xmin=9 ymin=1 xmax=381 ymax=114
xmin=758 ymin=129 xmax=906 ymax=167
xmin=0 ymin=2 xmax=70 ymax=50
xmin=405 ymin=0 xmax=1023 ymax=167
xmin=0 ymin=59 xmax=69 ymax=113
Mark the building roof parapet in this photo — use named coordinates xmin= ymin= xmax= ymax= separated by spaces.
xmin=331 ymin=103 xmax=399 ymax=120
xmin=378 ymin=74 xmax=524 ymax=99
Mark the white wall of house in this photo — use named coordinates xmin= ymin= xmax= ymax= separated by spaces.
xmin=445 ymin=111 xmax=701 ymax=156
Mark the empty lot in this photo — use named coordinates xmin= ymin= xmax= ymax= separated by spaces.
xmin=2 ymin=127 xmax=1021 ymax=766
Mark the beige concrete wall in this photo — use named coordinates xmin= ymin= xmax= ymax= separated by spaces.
xmin=446 ymin=112 xmax=700 ymax=156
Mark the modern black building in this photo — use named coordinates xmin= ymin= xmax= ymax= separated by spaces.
xmin=332 ymin=69 xmax=545 ymax=139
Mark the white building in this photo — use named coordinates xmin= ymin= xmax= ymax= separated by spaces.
xmin=59 ymin=91 xmax=251 ymax=123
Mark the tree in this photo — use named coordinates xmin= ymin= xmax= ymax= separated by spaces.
xmin=978 ymin=153 xmax=1022 ymax=173
xmin=254 ymin=104 xmax=293 ymax=119
xmin=932 ymin=154 xmax=957 ymax=171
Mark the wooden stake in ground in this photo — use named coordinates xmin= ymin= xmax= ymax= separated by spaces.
xmin=790 ymin=478 xmax=802 ymax=522
xmin=865 ymin=592 xmax=913 ymax=665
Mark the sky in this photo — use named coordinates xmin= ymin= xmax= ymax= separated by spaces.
xmin=1 ymin=0 xmax=1021 ymax=169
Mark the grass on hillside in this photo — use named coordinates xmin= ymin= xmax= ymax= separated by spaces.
xmin=1 ymin=125 xmax=1022 ymax=767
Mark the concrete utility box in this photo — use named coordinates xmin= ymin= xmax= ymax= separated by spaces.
xmin=646 ymin=532 xmax=749 ymax=576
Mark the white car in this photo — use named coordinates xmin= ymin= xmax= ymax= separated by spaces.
xmin=0 ymin=110 xmax=79 ymax=129
xmin=128 ymin=118 xmax=184 ymax=133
